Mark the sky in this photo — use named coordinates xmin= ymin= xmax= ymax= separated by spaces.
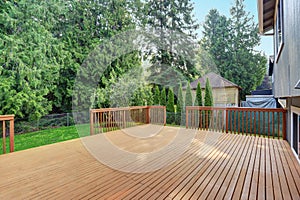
xmin=192 ymin=0 xmax=274 ymax=57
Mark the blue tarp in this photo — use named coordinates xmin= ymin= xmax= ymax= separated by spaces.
xmin=242 ymin=96 xmax=277 ymax=108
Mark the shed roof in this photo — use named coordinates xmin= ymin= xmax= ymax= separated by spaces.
xmin=190 ymin=72 xmax=242 ymax=90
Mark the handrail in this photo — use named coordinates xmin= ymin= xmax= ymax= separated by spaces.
xmin=90 ymin=106 xmax=166 ymax=134
xmin=186 ymin=107 xmax=287 ymax=139
xmin=0 ymin=115 xmax=15 ymax=153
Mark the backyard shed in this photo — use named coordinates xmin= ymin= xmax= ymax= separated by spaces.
xmin=190 ymin=72 xmax=241 ymax=107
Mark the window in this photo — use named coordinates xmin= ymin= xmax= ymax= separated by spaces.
xmin=291 ymin=106 xmax=300 ymax=161
xmin=275 ymin=0 xmax=284 ymax=62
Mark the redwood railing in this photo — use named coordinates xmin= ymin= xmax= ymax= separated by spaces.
xmin=186 ymin=107 xmax=287 ymax=139
xmin=0 ymin=115 xmax=15 ymax=153
xmin=90 ymin=106 xmax=166 ymax=135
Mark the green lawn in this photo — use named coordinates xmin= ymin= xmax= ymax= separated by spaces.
xmin=0 ymin=124 xmax=90 ymax=154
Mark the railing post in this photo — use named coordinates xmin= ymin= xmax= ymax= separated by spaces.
xmin=2 ymin=121 xmax=6 ymax=154
xmin=90 ymin=110 xmax=94 ymax=135
xmin=226 ymin=109 xmax=229 ymax=133
xmin=282 ymin=110 xmax=286 ymax=140
xmin=163 ymin=106 xmax=166 ymax=126
xmin=146 ymin=107 xmax=150 ymax=124
xmin=186 ymin=107 xmax=188 ymax=129
xmin=123 ymin=110 xmax=126 ymax=128
xmin=9 ymin=118 xmax=14 ymax=153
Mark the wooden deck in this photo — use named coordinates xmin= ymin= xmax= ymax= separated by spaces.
xmin=0 ymin=126 xmax=299 ymax=199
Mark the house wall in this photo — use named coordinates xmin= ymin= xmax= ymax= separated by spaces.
xmin=272 ymin=0 xmax=300 ymax=145
xmin=191 ymin=87 xmax=239 ymax=107
xmin=273 ymin=0 xmax=300 ymax=98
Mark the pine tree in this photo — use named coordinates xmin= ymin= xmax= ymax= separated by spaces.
xmin=204 ymin=78 xmax=213 ymax=129
xmin=0 ymin=0 xmax=65 ymax=120
xmin=153 ymin=86 xmax=160 ymax=105
xmin=144 ymin=0 xmax=200 ymax=86
xmin=130 ymin=85 xmax=153 ymax=106
xmin=204 ymin=78 xmax=213 ymax=106
xmin=185 ymin=83 xmax=193 ymax=106
xmin=160 ymin=87 xmax=167 ymax=106
xmin=176 ymin=83 xmax=184 ymax=125
xmin=166 ymin=88 xmax=175 ymax=124
xmin=194 ymin=82 xmax=203 ymax=106
xmin=201 ymin=1 xmax=267 ymax=99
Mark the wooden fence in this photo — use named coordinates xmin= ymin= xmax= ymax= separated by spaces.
xmin=186 ymin=107 xmax=287 ymax=139
xmin=0 ymin=115 xmax=15 ymax=153
xmin=90 ymin=106 xmax=166 ymax=135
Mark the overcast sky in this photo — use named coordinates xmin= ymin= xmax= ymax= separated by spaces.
xmin=192 ymin=0 xmax=273 ymax=57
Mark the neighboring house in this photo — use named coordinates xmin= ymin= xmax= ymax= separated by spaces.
xmin=258 ymin=0 xmax=300 ymax=160
xmin=190 ymin=72 xmax=241 ymax=107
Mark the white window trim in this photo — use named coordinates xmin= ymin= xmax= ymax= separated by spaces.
xmin=291 ymin=106 xmax=300 ymax=164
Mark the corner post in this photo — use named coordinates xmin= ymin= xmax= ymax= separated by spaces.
xmin=282 ymin=110 xmax=287 ymax=140
xmin=186 ymin=107 xmax=188 ymax=129
xmin=2 ymin=121 xmax=6 ymax=154
xmin=146 ymin=107 xmax=150 ymax=124
xmin=163 ymin=106 xmax=166 ymax=126
xmin=9 ymin=117 xmax=14 ymax=153
xmin=226 ymin=109 xmax=229 ymax=133
xmin=90 ymin=110 xmax=94 ymax=135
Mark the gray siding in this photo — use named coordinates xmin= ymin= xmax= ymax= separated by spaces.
xmin=273 ymin=0 xmax=300 ymax=98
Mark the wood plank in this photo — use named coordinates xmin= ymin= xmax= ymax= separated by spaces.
xmin=257 ymin=137 xmax=266 ymax=200
xmin=214 ymin=136 xmax=254 ymax=199
xmin=265 ymin=138 xmax=274 ymax=200
xmin=191 ymin=135 xmax=244 ymax=199
xmin=235 ymin=136 xmax=259 ymax=200
xmin=275 ymin=139 xmax=300 ymax=199
xmin=282 ymin=140 xmax=300 ymax=177
xmin=272 ymin=139 xmax=292 ymax=200
xmin=151 ymin=133 xmax=228 ymax=198
xmin=180 ymin=135 xmax=241 ymax=199
xmin=248 ymin=137 xmax=261 ymax=200
xmin=225 ymin=136 xmax=257 ymax=199
xmin=204 ymin=135 xmax=251 ymax=199
xmin=160 ymin=133 xmax=233 ymax=199
xmin=269 ymin=138 xmax=284 ymax=200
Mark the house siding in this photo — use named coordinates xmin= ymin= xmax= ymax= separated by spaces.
xmin=274 ymin=0 xmax=300 ymax=98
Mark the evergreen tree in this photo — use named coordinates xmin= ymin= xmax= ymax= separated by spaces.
xmin=144 ymin=0 xmax=200 ymax=86
xmin=176 ymin=83 xmax=184 ymax=125
xmin=153 ymin=85 xmax=160 ymax=105
xmin=185 ymin=83 xmax=193 ymax=106
xmin=204 ymin=78 xmax=213 ymax=128
xmin=0 ymin=0 xmax=65 ymax=120
xmin=204 ymin=78 xmax=213 ymax=106
xmin=131 ymin=85 xmax=153 ymax=106
xmin=201 ymin=0 xmax=267 ymax=99
xmin=160 ymin=87 xmax=167 ymax=106
xmin=57 ymin=0 xmax=139 ymax=111
xmin=194 ymin=82 xmax=203 ymax=106
xmin=166 ymin=88 xmax=175 ymax=124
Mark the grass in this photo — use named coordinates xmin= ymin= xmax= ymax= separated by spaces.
xmin=0 ymin=124 xmax=90 ymax=154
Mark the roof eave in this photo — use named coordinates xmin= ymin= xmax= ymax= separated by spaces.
xmin=257 ymin=0 xmax=276 ymax=35
xmin=258 ymin=0 xmax=264 ymax=34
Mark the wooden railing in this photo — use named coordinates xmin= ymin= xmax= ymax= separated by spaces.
xmin=90 ymin=106 xmax=166 ymax=134
xmin=0 ymin=115 xmax=15 ymax=153
xmin=186 ymin=107 xmax=287 ymax=139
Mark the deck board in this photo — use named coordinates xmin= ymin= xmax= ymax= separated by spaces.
xmin=0 ymin=126 xmax=299 ymax=199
